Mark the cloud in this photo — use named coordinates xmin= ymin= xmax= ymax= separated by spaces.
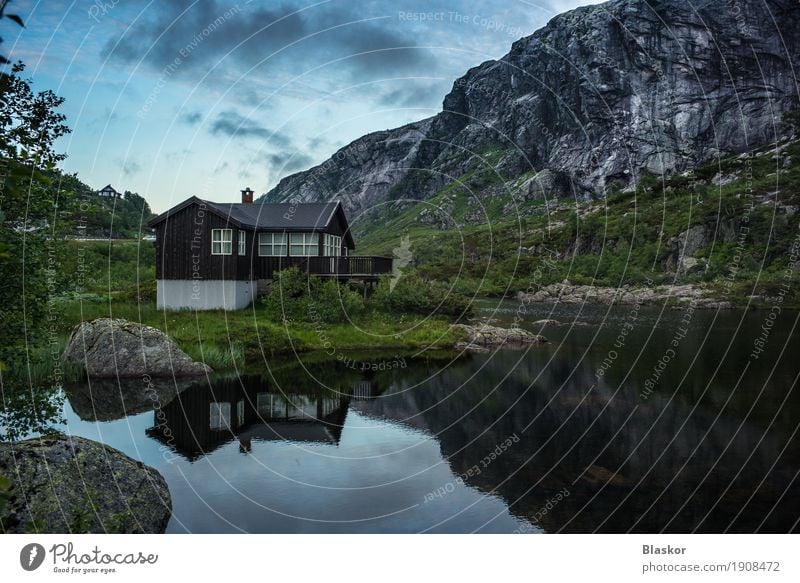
xmin=118 ymin=158 xmax=142 ymax=176
xmin=180 ymin=111 xmax=203 ymax=125
xmin=378 ymin=82 xmax=447 ymax=108
xmin=101 ymin=1 xmax=438 ymax=84
xmin=265 ymin=151 xmax=314 ymax=173
xmin=208 ymin=110 xmax=290 ymax=146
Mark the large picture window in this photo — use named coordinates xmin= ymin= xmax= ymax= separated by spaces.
xmin=289 ymin=232 xmax=319 ymax=256
xmin=211 ymin=229 xmax=232 ymax=255
xmin=258 ymin=232 xmax=287 ymax=256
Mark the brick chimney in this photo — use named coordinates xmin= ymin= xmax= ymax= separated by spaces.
xmin=240 ymin=187 xmax=254 ymax=204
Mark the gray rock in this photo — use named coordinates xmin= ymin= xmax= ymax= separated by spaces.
xmin=62 ymin=318 xmax=212 ymax=378
xmin=454 ymin=323 xmax=547 ymax=348
xmin=532 ymin=319 xmax=564 ymax=326
xmin=711 ymin=172 xmax=739 ymax=186
xmin=516 ymin=170 xmax=570 ymax=202
xmin=0 ymin=435 xmax=171 ymax=533
xmin=517 ymin=283 xmax=732 ymax=308
xmin=260 ymin=0 xmax=799 ymax=217
xmin=454 ymin=341 xmax=490 ymax=353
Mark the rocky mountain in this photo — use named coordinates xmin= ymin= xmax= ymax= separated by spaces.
xmin=261 ymin=0 xmax=800 ymax=224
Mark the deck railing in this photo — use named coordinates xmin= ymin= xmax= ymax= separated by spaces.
xmin=302 ymin=256 xmax=393 ymax=276
xmin=247 ymin=255 xmax=392 ymax=279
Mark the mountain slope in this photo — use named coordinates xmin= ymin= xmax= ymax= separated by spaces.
xmin=262 ymin=0 xmax=800 ymax=224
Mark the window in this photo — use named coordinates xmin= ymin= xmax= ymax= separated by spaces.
xmin=323 ymin=233 xmax=343 ymax=256
xmin=258 ymin=232 xmax=287 ymax=256
xmin=236 ymin=400 xmax=245 ymax=427
xmin=209 ymin=402 xmax=231 ymax=430
xmin=289 ymin=232 xmax=319 ymax=256
xmin=211 ymin=229 xmax=232 ymax=255
xmin=238 ymin=230 xmax=246 ymax=255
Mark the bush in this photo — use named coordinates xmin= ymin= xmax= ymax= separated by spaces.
xmin=371 ymin=273 xmax=472 ymax=317
xmin=261 ymin=268 xmax=365 ymax=324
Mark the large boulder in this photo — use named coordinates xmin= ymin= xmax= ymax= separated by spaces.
xmin=454 ymin=323 xmax=547 ymax=351
xmin=0 ymin=435 xmax=171 ymax=533
xmin=62 ymin=318 xmax=211 ymax=378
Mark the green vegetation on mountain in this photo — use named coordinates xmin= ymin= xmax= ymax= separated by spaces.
xmin=355 ymin=137 xmax=800 ymax=304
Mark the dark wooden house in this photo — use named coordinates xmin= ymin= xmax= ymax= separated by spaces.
xmin=147 ymin=188 xmax=392 ymax=310
xmin=98 ymin=184 xmax=120 ymax=198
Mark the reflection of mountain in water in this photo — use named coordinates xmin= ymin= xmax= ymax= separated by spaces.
xmin=352 ymin=351 xmax=800 ymax=533
xmin=146 ymin=374 xmax=382 ymax=461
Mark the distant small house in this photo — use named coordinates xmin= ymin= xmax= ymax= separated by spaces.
xmin=147 ymin=187 xmax=392 ymax=310
xmin=97 ymin=184 xmax=120 ymax=198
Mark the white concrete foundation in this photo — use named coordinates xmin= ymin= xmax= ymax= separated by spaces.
xmin=157 ymin=279 xmax=257 ymax=311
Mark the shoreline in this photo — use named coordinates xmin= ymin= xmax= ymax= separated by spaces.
xmin=514 ymin=282 xmax=790 ymax=309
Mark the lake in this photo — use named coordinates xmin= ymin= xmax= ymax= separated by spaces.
xmin=15 ymin=300 xmax=800 ymax=532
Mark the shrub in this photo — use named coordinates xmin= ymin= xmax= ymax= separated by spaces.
xmin=371 ymin=273 xmax=472 ymax=317
xmin=261 ymin=268 xmax=365 ymax=324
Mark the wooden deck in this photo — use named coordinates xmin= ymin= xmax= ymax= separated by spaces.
xmin=299 ymin=256 xmax=393 ymax=278
xmin=243 ymin=255 xmax=392 ymax=279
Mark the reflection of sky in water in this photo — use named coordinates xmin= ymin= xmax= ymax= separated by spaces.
xmin=62 ymin=402 xmax=534 ymax=533
xmin=45 ymin=303 xmax=800 ymax=533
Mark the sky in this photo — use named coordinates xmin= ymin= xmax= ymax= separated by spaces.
xmin=5 ymin=0 xmax=602 ymax=213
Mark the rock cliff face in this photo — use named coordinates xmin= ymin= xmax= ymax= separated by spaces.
xmin=262 ymin=0 xmax=800 ymax=218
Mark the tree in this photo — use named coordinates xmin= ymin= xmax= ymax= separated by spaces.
xmin=0 ymin=61 xmax=71 ymax=377
xmin=0 ymin=62 xmax=70 ymax=168
xmin=0 ymin=0 xmax=26 ymax=66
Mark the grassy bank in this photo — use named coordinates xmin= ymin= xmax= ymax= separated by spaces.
xmin=19 ymin=296 xmax=464 ymax=385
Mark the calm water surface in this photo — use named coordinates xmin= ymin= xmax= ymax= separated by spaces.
xmin=55 ymin=302 xmax=800 ymax=532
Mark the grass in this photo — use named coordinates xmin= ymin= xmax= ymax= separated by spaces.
xmin=354 ymin=138 xmax=800 ymax=301
xmin=12 ymin=138 xmax=800 ymax=387
xmin=32 ymin=298 xmax=465 ymax=379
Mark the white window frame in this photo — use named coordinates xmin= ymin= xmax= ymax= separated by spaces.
xmin=323 ymin=233 xmax=343 ymax=257
xmin=209 ymin=402 xmax=231 ymax=430
xmin=258 ymin=232 xmax=287 ymax=256
xmin=238 ymin=230 xmax=246 ymax=256
xmin=211 ymin=229 xmax=232 ymax=255
xmin=289 ymin=232 xmax=319 ymax=257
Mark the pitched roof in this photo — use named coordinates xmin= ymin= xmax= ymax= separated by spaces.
xmin=205 ymin=200 xmax=339 ymax=230
xmin=147 ymin=196 xmax=355 ymax=247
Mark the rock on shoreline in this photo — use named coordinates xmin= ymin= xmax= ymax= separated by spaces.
xmin=454 ymin=323 xmax=547 ymax=352
xmin=517 ymin=283 xmax=735 ymax=309
xmin=63 ymin=318 xmax=212 ymax=378
xmin=0 ymin=435 xmax=171 ymax=533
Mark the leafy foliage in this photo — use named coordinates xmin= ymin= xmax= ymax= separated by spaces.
xmin=0 ymin=473 xmax=10 ymax=517
xmin=0 ymin=63 xmax=70 ymax=168
xmin=261 ymin=267 xmax=365 ymax=324
xmin=372 ymin=273 xmax=472 ymax=317
xmin=0 ymin=0 xmax=25 ymax=66
xmin=355 ymin=138 xmax=800 ymax=302
xmin=0 ymin=383 xmax=65 ymax=442
xmin=0 ymin=62 xmax=73 ymax=377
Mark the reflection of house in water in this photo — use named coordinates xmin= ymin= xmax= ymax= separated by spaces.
xmin=147 ymin=374 xmax=380 ymax=460
xmin=350 ymin=380 xmax=379 ymax=401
